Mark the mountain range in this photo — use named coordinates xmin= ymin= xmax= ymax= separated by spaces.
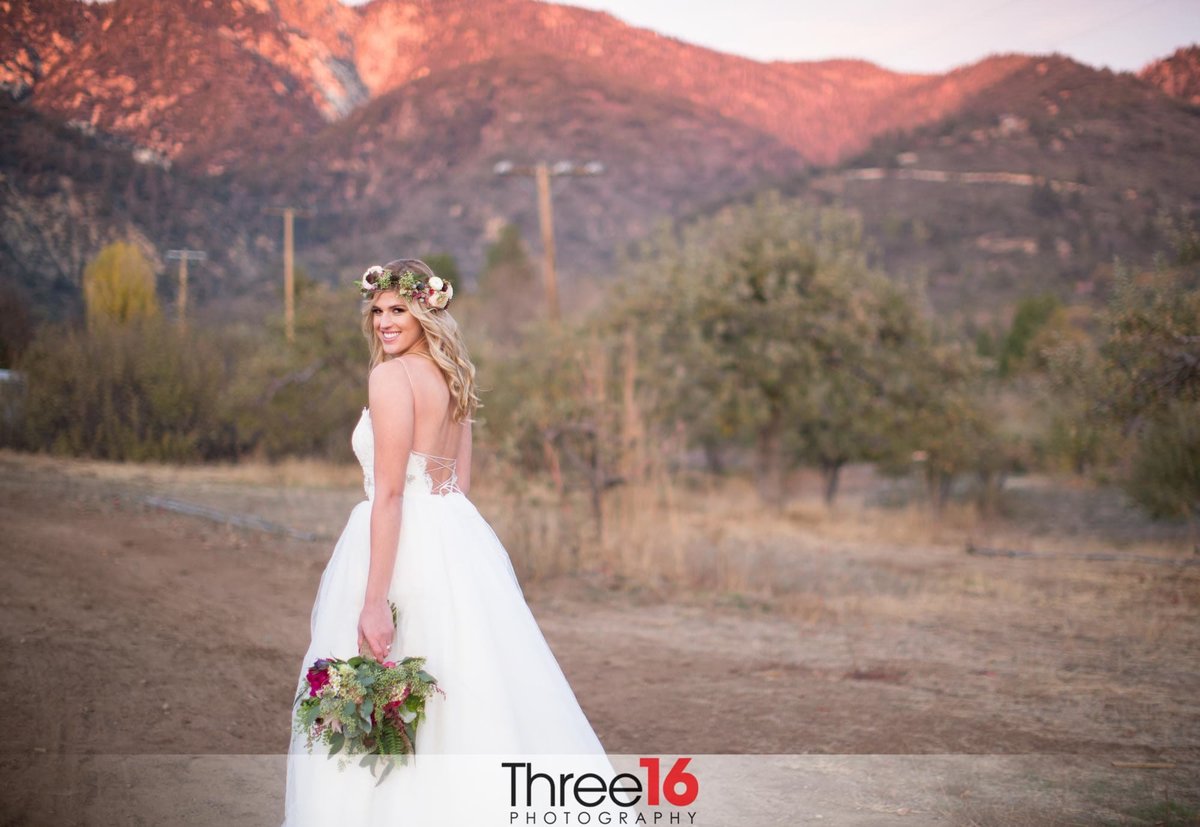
xmin=1 ymin=0 xmax=1197 ymax=328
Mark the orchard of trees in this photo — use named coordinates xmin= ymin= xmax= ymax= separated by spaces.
xmin=4 ymin=195 xmax=1197 ymax=527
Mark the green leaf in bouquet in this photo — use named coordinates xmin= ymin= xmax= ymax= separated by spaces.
xmin=328 ymin=731 xmax=345 ymax=756
xmin=360 ymin=699 xmax=374 ymax=730
xmin=416 ymin=670 xmax=436 ymax=684
xmin=342 ymin=700 xmax=357 ymax=721
xmin=379 ymin=724 xmax=399 ymax=755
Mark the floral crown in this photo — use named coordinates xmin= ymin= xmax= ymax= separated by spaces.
xmin=355 ymin=265 xmax=454 ymax=310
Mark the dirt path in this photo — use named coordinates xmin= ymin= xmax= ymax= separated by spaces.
xmin=0 ymin=453 xmax=1196 ymax=825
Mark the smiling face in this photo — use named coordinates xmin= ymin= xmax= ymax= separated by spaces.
xmin=371 ymin=290 xmax=426 ymax=357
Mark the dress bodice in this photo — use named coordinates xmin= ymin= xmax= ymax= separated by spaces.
xmin=352 ymin=407 xmax=461 ymax=500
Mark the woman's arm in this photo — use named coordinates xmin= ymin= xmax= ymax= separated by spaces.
xmin=455 ymin=419 xmax=473 ymax=496
xmin=358 ymin=359 xmax=414 ymax=660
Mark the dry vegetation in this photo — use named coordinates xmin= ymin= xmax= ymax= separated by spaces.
xmin=1 ymin=448 xmax=1196 ymax=825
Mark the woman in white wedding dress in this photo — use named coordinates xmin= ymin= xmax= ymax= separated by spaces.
xmin=283 ymin=259 xmax=610 ymax=826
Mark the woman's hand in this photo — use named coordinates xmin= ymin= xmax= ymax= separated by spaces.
xmin=357 ymin=598 xmax=395 ymax=661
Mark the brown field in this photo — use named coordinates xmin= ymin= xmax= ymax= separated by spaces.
xmin=0 ymin=449 xmax=1196 ymax=826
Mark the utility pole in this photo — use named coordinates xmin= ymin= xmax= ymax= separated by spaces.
xmin=494 ymin=159 xmax=604 ymax=323
xmin=165 ymin=249 xmax=206 ymax=331
xmin=266 ymin=206 xmax=314 ymax=343
xmin=534 ymin=162 xmax=558 ymax=321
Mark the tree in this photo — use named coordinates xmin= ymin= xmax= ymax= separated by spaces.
xmin=482 ymin=320 xmax=621 ymax=540
xmin=1125 ymin=400 xmax=1200 ymax=526
xmin=221 ymin=280 xmax=365 ymax=459
xmin=1098 ymin=261 xmax=1199 ymax=426
xmin=616 ymin=192 xmax=934 ymax=507
xmin=895 ymin=340 xmax=997 ymax=512
xmin=0 ymin=282 xmax=33 ymax=368
xmin=475 ymin=224 xmax=539 ymax=346
xmin=998 ymin=293 xmax=1061 ymax=376
xmin=788 ymin=276 xmax=931 ymax=505
xmin=83 ymin=241 xmax=159 ymax=329
xmin=422 ymin=253 xmax=461 ymax=286
xmin=1046 ymin=216 xmax=1200 ymax=518
xmin=1029 ymin=306 xmax=1113 ymax=474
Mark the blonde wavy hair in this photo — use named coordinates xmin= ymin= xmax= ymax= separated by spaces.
xmin=360 ymin=258 xmax=480 ymax=423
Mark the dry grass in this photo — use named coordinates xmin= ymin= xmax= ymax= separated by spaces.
xmin=4 ymin=447 xmax=1194 ymax=623
xmin=0 ymin=447 xmax=362 ymax=489
xmin=474 ymin=463 xmax=1196 ymax=620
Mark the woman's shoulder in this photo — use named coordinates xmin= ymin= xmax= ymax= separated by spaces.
xmin=367 ymin=359 xmax=416 ymax=411
xmin=369 ymin=357 xmax=413 ymax=387
xmin=370 ymin=355 xmax=446 ymax=397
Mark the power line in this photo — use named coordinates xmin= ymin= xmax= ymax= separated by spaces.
xmin=888 ymin=0 xmax=1032 ymax=68
xmin=493 ymin=160 xmax=605 ymax=323
xmin=1047 ymin=0 xmax=1172 ymax=48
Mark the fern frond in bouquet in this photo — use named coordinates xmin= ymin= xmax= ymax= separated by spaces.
xmin=293 ymin=603 xmax=441 ymax=782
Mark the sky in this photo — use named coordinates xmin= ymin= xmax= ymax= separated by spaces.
xmin=344 ymin=0 xmax=1198 ymax=74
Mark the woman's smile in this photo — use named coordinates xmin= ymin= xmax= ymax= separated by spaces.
xmin=371 ymin=293 xmax=423 ymax=355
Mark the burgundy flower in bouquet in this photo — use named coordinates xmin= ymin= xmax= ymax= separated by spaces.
xmin=293 ymin=603 xmax=442 ymax=782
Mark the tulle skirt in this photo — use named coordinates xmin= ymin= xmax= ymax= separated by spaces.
xmin=283 ymin=493 xmax=611 ymax=826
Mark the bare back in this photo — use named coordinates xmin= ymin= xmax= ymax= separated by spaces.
xmin=396 ymin=354 xmax=461 ymax=460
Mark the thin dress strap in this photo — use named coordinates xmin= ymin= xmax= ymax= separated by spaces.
xmin=396 ymin=356 xmax=417 ymax=409
xmin=395 ymin=355 xmax=420 ymax=452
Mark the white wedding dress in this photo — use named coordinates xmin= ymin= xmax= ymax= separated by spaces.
xmin=283 ymin=407 xmax=611 ymax=826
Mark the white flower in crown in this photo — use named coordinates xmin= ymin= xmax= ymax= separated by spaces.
xmin=357 ymin=265 xmax=386 ymax=294
xmin=427 ymin=276 xmax=444 ymax=291
xmin=428 ymin=283 xmax=452 ymax=309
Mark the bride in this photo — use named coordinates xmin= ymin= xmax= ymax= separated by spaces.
xmin=283 ymin=259 xmax=610 ymax=826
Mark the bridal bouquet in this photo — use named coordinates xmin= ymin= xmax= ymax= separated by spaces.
xmin=293 ymin=604 xmax=441 ymax=780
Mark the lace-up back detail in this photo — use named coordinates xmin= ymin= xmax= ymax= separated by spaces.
xmin=408 ymin=451 xmax=461 ymax=496
xmin=352 ymin=358 xmax=464 ymax=500
xmin=352 ymin=408 xmax=462 ymax=500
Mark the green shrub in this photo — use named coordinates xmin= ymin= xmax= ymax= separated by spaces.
xmin=19 ymin=318 xmax=227 ymax=461
xmin=218 ymin=282 xmax=366 ymax=460
xmin=1125 ymin=400 xmax=1200 ymax=522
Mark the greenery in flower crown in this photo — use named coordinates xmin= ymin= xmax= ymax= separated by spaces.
xmin=355 ymin=265 xmax=454 ymax=309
